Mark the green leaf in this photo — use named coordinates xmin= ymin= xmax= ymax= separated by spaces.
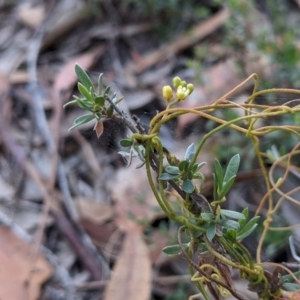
xmin=104 ymin=85 xmax=111 ymax=95
xmin=74 ymin=114 xmax=95 ymax=124
xmin=76 ymin=98 xmax=94 ymax=110
xmin=78 ymin=82 xmax=94 ymax=102
xmin=136 ymin=161 xmax=146 ymax=169
xmin=201 ymin=212 xmax=214 ymax=220
xmin=237 ymin=224 xmax=258 ymax=240
xmin=206 ymin=222 xmax=216 ymax=241
xmin=193 ymin=173 xmax=204 ymax=180
xmin=106 ymin=105 xmax=114 ymax=117
xmin=218 ymin=175 xmax=236 ymax=199
xmin=239 ymin=208 xmax=249 ymax=227
xmin=282 ymin=283 xmax=300 ymax=291
xmin=192 ymin=162 xmax=206 ymax=173
xmin=182 ymin=179 xmax=195 ymax=193
xmin=223 ymin=154 xmax=240 ymax=184
xmin=165 ymin=166 xmax=180 ymax=175
xmin=280 ymin=270 xmax=300 ymax=283
xmin=120 ymin=139 xmax=133 ymax=147
xmin=221 ymin=209 xmax=245 ymax=220
xmin=179 ymin=160 xmax=188 ymax=171
xmin=227 ymin=228 xmax=237 ymax=240
xmin=237 ymin=216 xmax=260 ymax=237
xmin=184 ymin=143 xmax=195 ymax=161
xmin=213 ymin=173 xmax=217 ymax=202
xmin=94 ymin=96 xmax=105 ymax=106
xmin=115 ymin=96 xmax=124 ymax=105
xmin=222 ymin=219 xmax=240 ymax=230
xmin=75 ymin=64 xmax=95 ymax=93
xmin=68 ymin=114 xmax=95 ymax=131
xmin=118 ymin=151 xmax=132 ymax=158
xmin=162 ymin=243 xmax=189 ymax=256
xmin=159 ymin=173 xmax=180 ymax=180
xmin=134 ymin=145 xmax=145 ymax=161
xmin=63 ymin=100 xmax=77 ymax=108
xmin=214 ymin=159 xmax=223 ymax=192
xmin=98 ymin=73 xmax=103 ymax=96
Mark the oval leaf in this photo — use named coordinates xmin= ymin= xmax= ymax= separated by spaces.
xmin=239 ymin=207 xmax=249 ymax=227
xmin=192 ymin=162 xmax=206 ymax=173
xmin=237 ymin=224 xmax=258 ymax=240
xmin=227 ymin=228 xmax=237 ymax=240
xmin=94 ymin=96 xmax=105 ymax=106
xmin=179 ymin=160 xmax=188 ymax=172
xmin=214 ymin=159 xmax=224 ymax=192
xmin=206 ymin=222 xmax=216 ymax=241
xmin=159 ymin=173 xmax=179 ymax=180
xmin=219 ymin=175 xmax=236 ymax=199
xmin=75 ymin=64 xmax=95 ymax=93
xmin=222 ymin=220 xmax=240 ymax=230
xmin=69 ymin=114 xmax=95 ymax=131
xmin=237 ymin=216 xmax=260 ymax=238
xmin=224 ymin=154 xmax=240 ymax=184
xmin=63 ymin=99 xmax=77 ymax=108
xmin=98 ymin=73 xmax=103 ymax=96
xmin=162 ymin=243 xmax=189 ymax=256
xmin=106 ymin=105 xmax=114 ymax=117
xmin=282 ymin=283 xmax=300 ymax=291
xmin=182 ymin=179 xmax=195 ymax=193
xmin=93 ymin=120 xmax=104 ymax=138
xmin=165 ymin=166 xmax=180 ymax=175
xmin=78 ymin=82 xmax=94 ymax=102
xmin=184 ymin=143 xmax=195 ymax=161
xmin=76 ymin=98 xmax=94 ymax=110
xmin=221 ymin=209 xmax=245 ymax=220
xmin=120 ymin=139 xmax=133 ymax=147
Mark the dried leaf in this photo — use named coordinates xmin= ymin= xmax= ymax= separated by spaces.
xmin=103 ymin=226 xmax=151 ymax=300
xmin=18 ymin=6 xmax=45 ymax=28
xmin=93 ymin=120 xmax=104 ymax=138
xmin=75 ymin=197 xmax=113 ymax=224
xmin=0 ymin=226 xmax=53 ymax=300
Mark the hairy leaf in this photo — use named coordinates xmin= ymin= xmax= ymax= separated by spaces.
xmin=165 ymin=166 xmax=180 ymax=175
xmin=184 ymin=143 xmax=195 ymax=161
xmin=182 ymin=179 xmax=195 ymax=193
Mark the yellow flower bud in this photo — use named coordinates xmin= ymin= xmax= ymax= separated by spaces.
xmin=172 ymin=76 xmax=181 ymax=89
xmin=180 ymin=80 xmax=187 ymax=88
xmin=176 ymin=90 xmax=186 ymax=100
xmin=162 ymin=85 xmax=173 ymax=101
xmin=187 ymin=83 xmax=194 ymax=95
xmin=176 ymin=86 xmax=190 ymax=101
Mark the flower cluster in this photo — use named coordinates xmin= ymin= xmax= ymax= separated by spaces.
xmin=162 ymin=76 xmax=194 ymax=102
